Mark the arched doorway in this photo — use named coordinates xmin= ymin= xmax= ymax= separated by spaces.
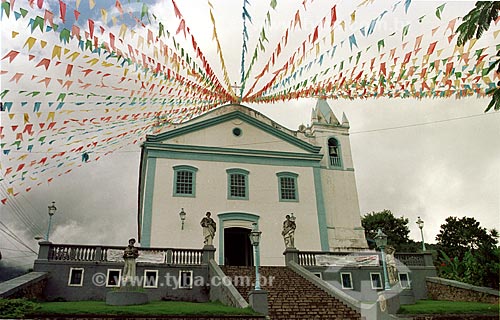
xmin=224 ymin=227 xmax=253 ymax=266
xmin=217 ymin=212 xmax=260 ymax=265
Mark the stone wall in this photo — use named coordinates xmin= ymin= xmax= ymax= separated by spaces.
xmin=32 ymin=317 xmax=265 ymax=320
xmin=410 ymin=315 xmax=498 ymax=320
xmin=426 ymin=277 xmax=499 ymax=304
xmin=0 ymin=272 xmax=48 ymax=300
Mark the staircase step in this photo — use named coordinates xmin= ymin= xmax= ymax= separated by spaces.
xmin=221 ymin=266 xmax=360 ymax=320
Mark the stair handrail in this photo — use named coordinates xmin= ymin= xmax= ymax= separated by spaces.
xmin=208 ymin=259 xmax=249 ymax=309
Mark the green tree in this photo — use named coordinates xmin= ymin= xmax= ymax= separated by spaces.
xmin=361 ymin=210 xmax=411 ymax=251
xmin=436 ymin=216 xmax=498 ymax=260
xmin=436 ymin=216 xmax=499 ymax=289
xmin=456 ymin=2 xmax=500 ymax=112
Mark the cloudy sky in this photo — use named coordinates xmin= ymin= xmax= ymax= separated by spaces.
xmin=1 ymin=0 xmax=499 ymax=269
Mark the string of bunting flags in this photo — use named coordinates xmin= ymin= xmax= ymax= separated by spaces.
xmin=0 ymin=0 xmax=498 ymax=204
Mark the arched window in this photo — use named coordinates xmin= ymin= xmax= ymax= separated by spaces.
xmin=173 ymin=165 xmax=198 ymax=197
xmin=328 ymin=137 xmax=342 ymax=168
xmin=226 ymin=168 xmax=249 ymax=200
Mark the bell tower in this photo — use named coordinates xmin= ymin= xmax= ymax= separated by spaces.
xmin=309 ymin=99 xmax=368 ymax=250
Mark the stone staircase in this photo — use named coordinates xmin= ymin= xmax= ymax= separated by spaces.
xmin=222 ymin=266 xmax=361 ymax=320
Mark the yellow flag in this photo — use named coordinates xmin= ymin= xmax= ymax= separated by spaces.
xmin=89 ymin=0 xmax=95 ymax=9
xmin=67 ymin=52 xmax=80 ymax=61
xmin=12 ymin=31 xmax=19 ymax=38
xmin=350 ymin=11 xmax=356 ymax=24
xmin=24 ymin=113 xmax=30 ymax=124
xmin=119 ymin=24 xmax=127 ymax=38
xmin=40 ymin=40 xmax=47 ymax=48
xmin=111 ymin=16 xmax=117 ymax=26
xmin=330 ymin=30 xmax=335 ymax=45
xmin=138 ymin=36 xmax=144 ymax=50
xmin=52 ymin=45 xmax=62 ymax=59
xmin=76 ymin=0 xmax=81 ymax=8
xmin=101 ymin=8 xmax=108 ymax=24
xmin=47 ymin=112 xmax=55 ymax=122
xmin=24 ymin=37 xmax=37 ymax=50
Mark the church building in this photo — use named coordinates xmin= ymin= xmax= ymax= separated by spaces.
xmin=137 ymin=99 xmax=368 ymax=266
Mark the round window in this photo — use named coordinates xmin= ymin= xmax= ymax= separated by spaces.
xmin=232 ymin=127 xmax=242 ymax=137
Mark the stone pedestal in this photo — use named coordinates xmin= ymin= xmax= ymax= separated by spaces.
xmin=283 ymin=247 xmax=299 ymax=266
xmin=106 ymin=286 xmax=149 ymax=306
xmin=249 ymin=289 xmax=268 ymax=316
xmin=377 ymin=290 xmax=400 ymax=315
xmin=202 ymin=245 xmax=216 ymax=264
xmin=37 ymin=241 xmax=52 ymax=260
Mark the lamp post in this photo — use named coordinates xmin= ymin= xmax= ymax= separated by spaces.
xmin=416 ymin=216 xmax=426 ymax=251
xmin=46 ymin=201 xmax=57 ymax=241
xmin=374 ymin=228 xmax=391 ymax=290
xmin=249 ymin=223 xmax=262 ymax=290
xmin=179 ymin=208 xmax=186 ymax=230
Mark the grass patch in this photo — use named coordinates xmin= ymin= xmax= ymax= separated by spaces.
xmin=399 ymin=300 xmax=499 ymax=315
xmin=29 ymin=300 xmax=257 ymax=317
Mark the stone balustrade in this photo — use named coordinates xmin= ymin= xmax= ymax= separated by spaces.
xmin=38 ymin=242 xmax=204 ymax=265
xmin=296 ymin=250 xmax=434 ymax=268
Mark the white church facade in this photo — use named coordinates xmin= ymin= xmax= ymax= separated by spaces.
xmin=137 ymin=100 xmax=368 ymax=266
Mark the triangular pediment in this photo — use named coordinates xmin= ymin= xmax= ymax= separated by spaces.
xmin=146 ymin=107 xmax=320 ymax=154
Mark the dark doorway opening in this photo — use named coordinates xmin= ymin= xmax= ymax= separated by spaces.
xmin=224 ymin=227 xmax=253 ymax=266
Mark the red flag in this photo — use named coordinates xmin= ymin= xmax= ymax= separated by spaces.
xmin=37 ymin=0 xmax=43 ymax=9
xmin=172 ymin=0 xmax=182 ymax=18
xmin=402 ymin=52 xmax=411 ymax=64
xmin=294 ymin=10 xmax=302 ymax=29
xmin=380 ymin=62 xmax=386 ymax=77
xmin=176 ymin=19 xmax=186 ymax=37
xmin=311 ymin=26 xmax=318 ymax=43
xmin=2 ymin=50 xmax=20 ymax=63
xmin=59 ymin=0 xmax=66 ymax=23
xmin=115 ymin=0 xmax=123 ymax=16
xmin=88 ymin=19 xmax=95 ymax=39
xmin=35 ymin=58 xmax=51 ymax=70
xmin=427 ymin=41 xmax=437 ymax=55
xmin=330 ymin=5 xmax=337 ymax=27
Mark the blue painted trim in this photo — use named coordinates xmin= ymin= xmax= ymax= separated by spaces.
xmin=217 ymin=212 xmax=260 ymax=265
xmin=137 ymin=147 xmax=147 ymax=242
xmin=172 ymin=165 xmax=198 ymax=197
xmin=313 ymin=167 xmax=329 ymax=251
xmin=146 ymin=110 xmax=321 ymax=154
xmin=147 ymin=146 xmax=322 ymax=168
xmin=144 ymin=142 xmax=323 ymax=161
xmin=226 ymin=168 xmax=249 ymax=200
xmin=276 ymin=171 xmax=299 ymax=202
xmin=141 ymin=157 xmax=157 ymax=248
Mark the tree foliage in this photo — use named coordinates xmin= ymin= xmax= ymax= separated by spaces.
xmin=456 ymin=2 xmax=500 ymax=112
xmin=361 ymin=209 xmax=411 ymax=251
xmin=436 ymin=216 xmax=499 ymax=289
xmin=436 ymin=216 xmax=498 ymax=260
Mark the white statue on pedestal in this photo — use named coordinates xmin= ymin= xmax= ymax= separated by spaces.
xmin=200 ymin=212 xmax=216 ymax=246
xmin=122 ymin=238 xmax=139 ymax=286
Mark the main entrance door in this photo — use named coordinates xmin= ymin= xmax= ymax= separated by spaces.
xmin=224 ymin=227 xmax=253 ymax=266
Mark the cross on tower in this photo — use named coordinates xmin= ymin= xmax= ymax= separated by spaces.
xmin=231 ymin=82 xmax=243 ymax=103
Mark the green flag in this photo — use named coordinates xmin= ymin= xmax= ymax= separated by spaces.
xmin=435 ymin=4 xmax=445 ymax=20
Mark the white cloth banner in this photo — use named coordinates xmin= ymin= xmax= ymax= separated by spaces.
xmin=106 ymin=249 xmax=165 ymax=263
xmin=316 ymin=254 xmax=379 ymax=266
